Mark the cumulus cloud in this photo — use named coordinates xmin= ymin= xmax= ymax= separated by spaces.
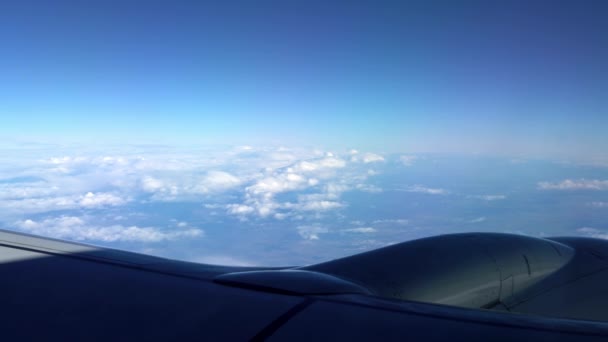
xmin=79 ymin=192 xmax=127 ymax=208
xmin=244 ymin=156 xmax=346 ymax=199
xmin=223 ymin=153 xmax=379 ymax=219
xmin=246 ymin=172 xmax=309 ymax=195
xmin=226 ymin=204 xmax=255 ymax=215
xmin=297 ymin=225 xmax=328 ymax=240
xmin=538 ymin=179 xmax=608 ymax=191
xmin=141 ymin=171 xmax=242 ymax=200
xmin=1 ymin=146 xmax=383 ymax=223
xmin=403 ymin=185 xmax=447 ymax=195
xmin=30 ymin=150 xmax=260 ymax=206
xmin=14 ymin=216 xmax=203 ymax=242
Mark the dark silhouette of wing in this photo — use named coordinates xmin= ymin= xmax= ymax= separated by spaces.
xmin=1 ymin=229 xmax=607 ymax=341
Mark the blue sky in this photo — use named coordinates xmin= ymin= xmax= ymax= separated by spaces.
xmin=1 ymin=1 xmax=607 ymax=158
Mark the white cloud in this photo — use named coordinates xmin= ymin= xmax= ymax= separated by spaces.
xmin=297 ymin=225 xmax=328 ymax=240
xmin=538 ymin=179 xmax=608 ymax=190
xmin=2 ymin=192 xmax=128 ymax=214
xmin=15 ymin=216 xmax=204 ymax=242
xmin=291 ymin=156 xmax=346 ymax=173
xmin=48 ymin=156 xmax=74 ymax=165
xmin=351 ymin=152 xmax=384 ymax=164
xmin=0 ymin=183 xmax=59 ymax=200
xmin=470 ymin=194 xmax=506 ymax=201
xmin=355 ymin=183 xmax=382 ymax=193
xmin=578 ymin=227 xmax=599 ymax=234
xmin=141 ymin=171 xmax=241 ymax=199
xmin=590 ymin=202 xmax=608 ymax=208
xmin=403 ymin=185 xmax=447 ymax=195
xmin=400 ymin=155 xmax=417 ymax=166
xmin=274 ymin=213 xmax=289 ymax=220
xmin=141 ymin=176 xmax=164 ymax=192
xmin=469 ymin=217 xmax=486 ymax=223
xmin=372 ymin=219 xmax=409 ymax=225
xmin=343 ymin=227 xmax=377 ymax=233
xmin=577 ymin=227 xmax=608 ymax=240
xmin=195 ymin=255 xmax=257 ymax=266
xmin=362 ymin=153 xmax=384 ymax=163
xmin=325 ymin=183 xmax=350 ymax=197
xmin=197 ymin=171 xmax=242 ymax=192
xmin=297 ymin=200 xmax=344 ymax=211
xmin=79 ymin=192 xmax=126 ymax=208
xmin=226 ymin=204 xmax=255 ymax=215
xmin=224 ymin=154 xmax=370 ymax=218
xmin=139 ymin=175 xmax=181 ymax=201
xmin=246 ymin=173 xmax=308 ymax=195
xmin=1 ymin=146 xmax=382 ymax=222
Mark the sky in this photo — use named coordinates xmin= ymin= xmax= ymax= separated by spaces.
xmin=1 ymin=1 xmax=607 ymax=158
xmin=0 ymin=1 xmax=608 ymax=266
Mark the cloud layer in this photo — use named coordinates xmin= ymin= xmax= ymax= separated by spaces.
xmin=538 ymin=179 xmax=608 ymax=191
xmin=15 ymin=216 xmax=203 ymax=242
xmin=402 ymin=185 xmax=447 ymax=195
xmin=577 ymin=227 xmax=608 ymax=240
xmin=4 ymin=144 xmax=608 ymax=266
xmin=0 ymin=145 xmax=390 ymax=247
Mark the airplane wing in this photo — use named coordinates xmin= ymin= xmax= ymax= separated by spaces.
xmin=1 ymin=229 xmax=608 ymax=341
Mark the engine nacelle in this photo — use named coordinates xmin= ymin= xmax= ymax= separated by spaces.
xmin=305 ymin=233 xmax=575 ymax=309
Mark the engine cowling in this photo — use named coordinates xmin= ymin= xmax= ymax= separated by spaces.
xmin=304 ymin=233 xmax=575 ymax=309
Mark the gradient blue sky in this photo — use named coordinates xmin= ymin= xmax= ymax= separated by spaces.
xmin=1 ymin=1 xmax=607 ymax=158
